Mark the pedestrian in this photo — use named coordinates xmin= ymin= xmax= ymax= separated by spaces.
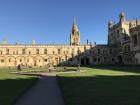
xmin=77 ymin=63 xmax=80 ymax=72
xmin=64 ymin=66 xmax=66 ymax=71
xmin=17 ymin=64 xmax=21 ymax=71
xmin=48 ymin=64 xmax=52 ymax=72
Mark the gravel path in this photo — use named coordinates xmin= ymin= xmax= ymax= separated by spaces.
xmin=14 ymin=73 xmax=65 ymax=105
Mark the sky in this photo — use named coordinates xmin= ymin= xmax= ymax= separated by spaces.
xmin=0 ymin=0 xmax=140 ymax=44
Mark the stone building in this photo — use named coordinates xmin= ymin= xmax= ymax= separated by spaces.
xmin=0 ymin=13 xmax=140 ymax=67
xmin=107 ymin=12 xmax=140 ymax=65
xmin=0 ymin=20 xmax=92 ymax=67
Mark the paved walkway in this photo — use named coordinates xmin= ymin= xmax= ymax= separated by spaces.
xmin=14 ymin=73 xmax=65 ymax=105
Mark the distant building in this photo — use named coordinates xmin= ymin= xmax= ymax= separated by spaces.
xmin=0 ymin=13 xmax=140 ymax=67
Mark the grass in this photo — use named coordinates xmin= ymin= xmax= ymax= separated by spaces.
xmin=0 ymin=69 xmax=38 ymax=105
xmin=57 ymin=66 xmax=140 ymax=105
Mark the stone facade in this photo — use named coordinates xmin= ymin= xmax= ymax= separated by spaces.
xmin=0 ymin=20 xmax=92 ymax=67
xmin=108 ymin=12 xmax=140 ymax=65
xmin=0 ymin=13 xmax=140 ymax=67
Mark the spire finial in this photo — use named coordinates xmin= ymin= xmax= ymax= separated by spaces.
xmin=74 ymin=17 xmax=76 ymax=24
xmin=72 ymin=17 xmax=78 ymax=32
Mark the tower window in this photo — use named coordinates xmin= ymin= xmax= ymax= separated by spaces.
xmin=98 ymin=49 xmax=100 ymax=54
xmin=58 ymin=49 xmax=61 ymax=54
xmin=0 ymin=51 xmax=2 ymax=55
xmin=1 ymin=59 xmax=4 ymax=63
xmin=44 ymin=49 xmax=47 ymax=54
xmin=36 ymin=49 xmax=39 ymax=54
xmin=133 ymin=34 xmax=138 ymax=47
xmin=6 ymin=49 xmax=9 ymax=55
xmin=22 ymin=49 xmax=25 ymax=54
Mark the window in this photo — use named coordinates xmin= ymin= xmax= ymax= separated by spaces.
xmin=27 ymin=59 xmax=29 ymax=62
xmin=133 ymin=34 xmax=138 ymax=47
xmin=110 ymin=49 xmax=112 ymax=54
xmin=44 ymin=49 xmax=47 ymax=54
xmin=20 ymin=59 xmax=22 ymax=62
xmin=92 ymin=51 xmax=94 ymax=55
xmin=44 ymin=59 xmax=47 ymax=62
xmin=0 ymin=51 xmax=2 ymax=55
xmin=36 ymin=49 xmax=39 ymax=54
xmin=98 ymin=49 xmax=100 ymax=54
xmin=1 ymin=59 xmax=4 ymax=63
xmin=93 ymin=58 xmax=96 ymax=62
xmin=22 ymin=49 xmax=25 ymax=54
xmin=53 ymin=51 xmax=55 ymax=54
xmin=16 ymin=51 xmax=18 ymax=55
xmin=9 ymin=59 xmax=11 ymax=62
xmin=98 ymin=58 xmax=100 ymax=62
xmin=29 ymin=51 xmax=31 ymax=55
xmin=13 ymin=51 xmax=15 ymax=55
xmin=58 ymin=49 xmax=61 ymax=54
xmin=6 ymin=49 xmax=9 ymax=55
xmin=117 ymin=30 xmax=119 ymax=35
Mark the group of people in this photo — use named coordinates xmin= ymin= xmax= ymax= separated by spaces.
xmin=16 ymin=63 xmax=80 ymax=72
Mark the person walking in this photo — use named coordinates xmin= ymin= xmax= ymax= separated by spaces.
xmin=17 ymin=64 xmax=21 ymax=71
xmin=77 ymin=63 xmax=80 ymax=72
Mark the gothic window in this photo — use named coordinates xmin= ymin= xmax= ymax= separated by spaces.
xmin=27 ymin=58 xmax=29 ymax=62
xmin=44 ymin=49 xmax=47 ymax=54
xmin=104 ymin=57 xmax=107 ymax=62
xmin=98 ymin=49 xmax=100 ymax=54
xmin=53 ymin=51 xmax=55 ymax=54
xmin=0 ymin=51 xmax=2 ymax=55
xmin=36 ymin=49 xmax=39 ymax=54
xmin=1 ymin=59 xmax=4 ymax=63
xmin=9 ymin=59 xmax=11 ymax=62
xmin=22 ymin=49 xmax=25 ymax=54
xmin=124 ymin=45 xmax=130 ymax=52
xmin=110 ymin=49 xmax=112 ymax=54
xmin=94 ymin=58 xmax=96 ymax=62
xmin=133 ymin=34 xmax=138 ymax=47
xmin=117 ymin=30 xmax=119 ymax=35
xmin=13 ymin=51 xmax=15 ymax=55
xmin=58 ymin=49 xmax=61 ymax=54
xmin=92 ymin=51 xmax=94 ymax=55
xmin=29 ymin=51 xmax=31 ymax=55
xmin=6 ymin=49 xmax=9 ymax=55
xmin=98 ymin=58 xmax=100 ymax=62
xmin=20 ymin=59 xmax=22 ymax=62
xmin=44 ymin=59 xmax=47 ymax=62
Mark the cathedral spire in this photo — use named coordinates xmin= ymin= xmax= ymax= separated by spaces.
xmin=72 ymin=18 xmax=79 ymax=32
xmin=70 ymin=18 xmax=80 ymax=45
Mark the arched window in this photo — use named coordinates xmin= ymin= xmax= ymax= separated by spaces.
xmin=6 ymin=49 xmax=9 ymax=55
xmin=22 ymin=49 xmax=25 ymax=54
xmin=133 ymin=34 xmax=138 ymax=47
xmin=36 ymin=49 xmax=39 ymax=54
xmin=44 ymin=49 xmax=47 ymax=54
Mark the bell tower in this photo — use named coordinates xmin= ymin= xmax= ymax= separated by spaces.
xmin=70 ymin=18 xmax=80 ymax=45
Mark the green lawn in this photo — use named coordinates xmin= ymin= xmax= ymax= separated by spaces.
xmin=57 ymin=66 xmax=140 ymax=105
xmin=0 ymin=69 xmax=38 ymax=105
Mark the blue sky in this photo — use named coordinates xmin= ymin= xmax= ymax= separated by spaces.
xmin=0 ymin=0 xmax=140 ymax=44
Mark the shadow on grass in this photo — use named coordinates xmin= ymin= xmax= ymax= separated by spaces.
xmin=0 ymin=77 xmax=38 ymax=105
xmin=58 ymin=75 xmax=140 ymax=105
xmin=91 ymin=65 xmax=140 ymax=73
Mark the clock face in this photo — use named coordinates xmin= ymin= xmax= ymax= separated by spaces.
xmin=74 ymin=32 xmax=79 ymax=35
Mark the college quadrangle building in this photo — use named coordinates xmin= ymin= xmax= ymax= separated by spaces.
xmin=0 ymin=12 xmax=140 ymax=67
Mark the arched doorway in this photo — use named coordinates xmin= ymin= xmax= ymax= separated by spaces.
xmin=118 ymin=56 xmax=123 ymax=64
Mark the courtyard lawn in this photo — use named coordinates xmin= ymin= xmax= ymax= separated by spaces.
xmin=0 ymin=69 xmax=38 ymax=105
xmin=57 ymin=66 xmax=140 ymax=105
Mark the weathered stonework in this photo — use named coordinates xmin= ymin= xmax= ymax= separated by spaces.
xmin=0 ymin=13 xmax=140 ymax=67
